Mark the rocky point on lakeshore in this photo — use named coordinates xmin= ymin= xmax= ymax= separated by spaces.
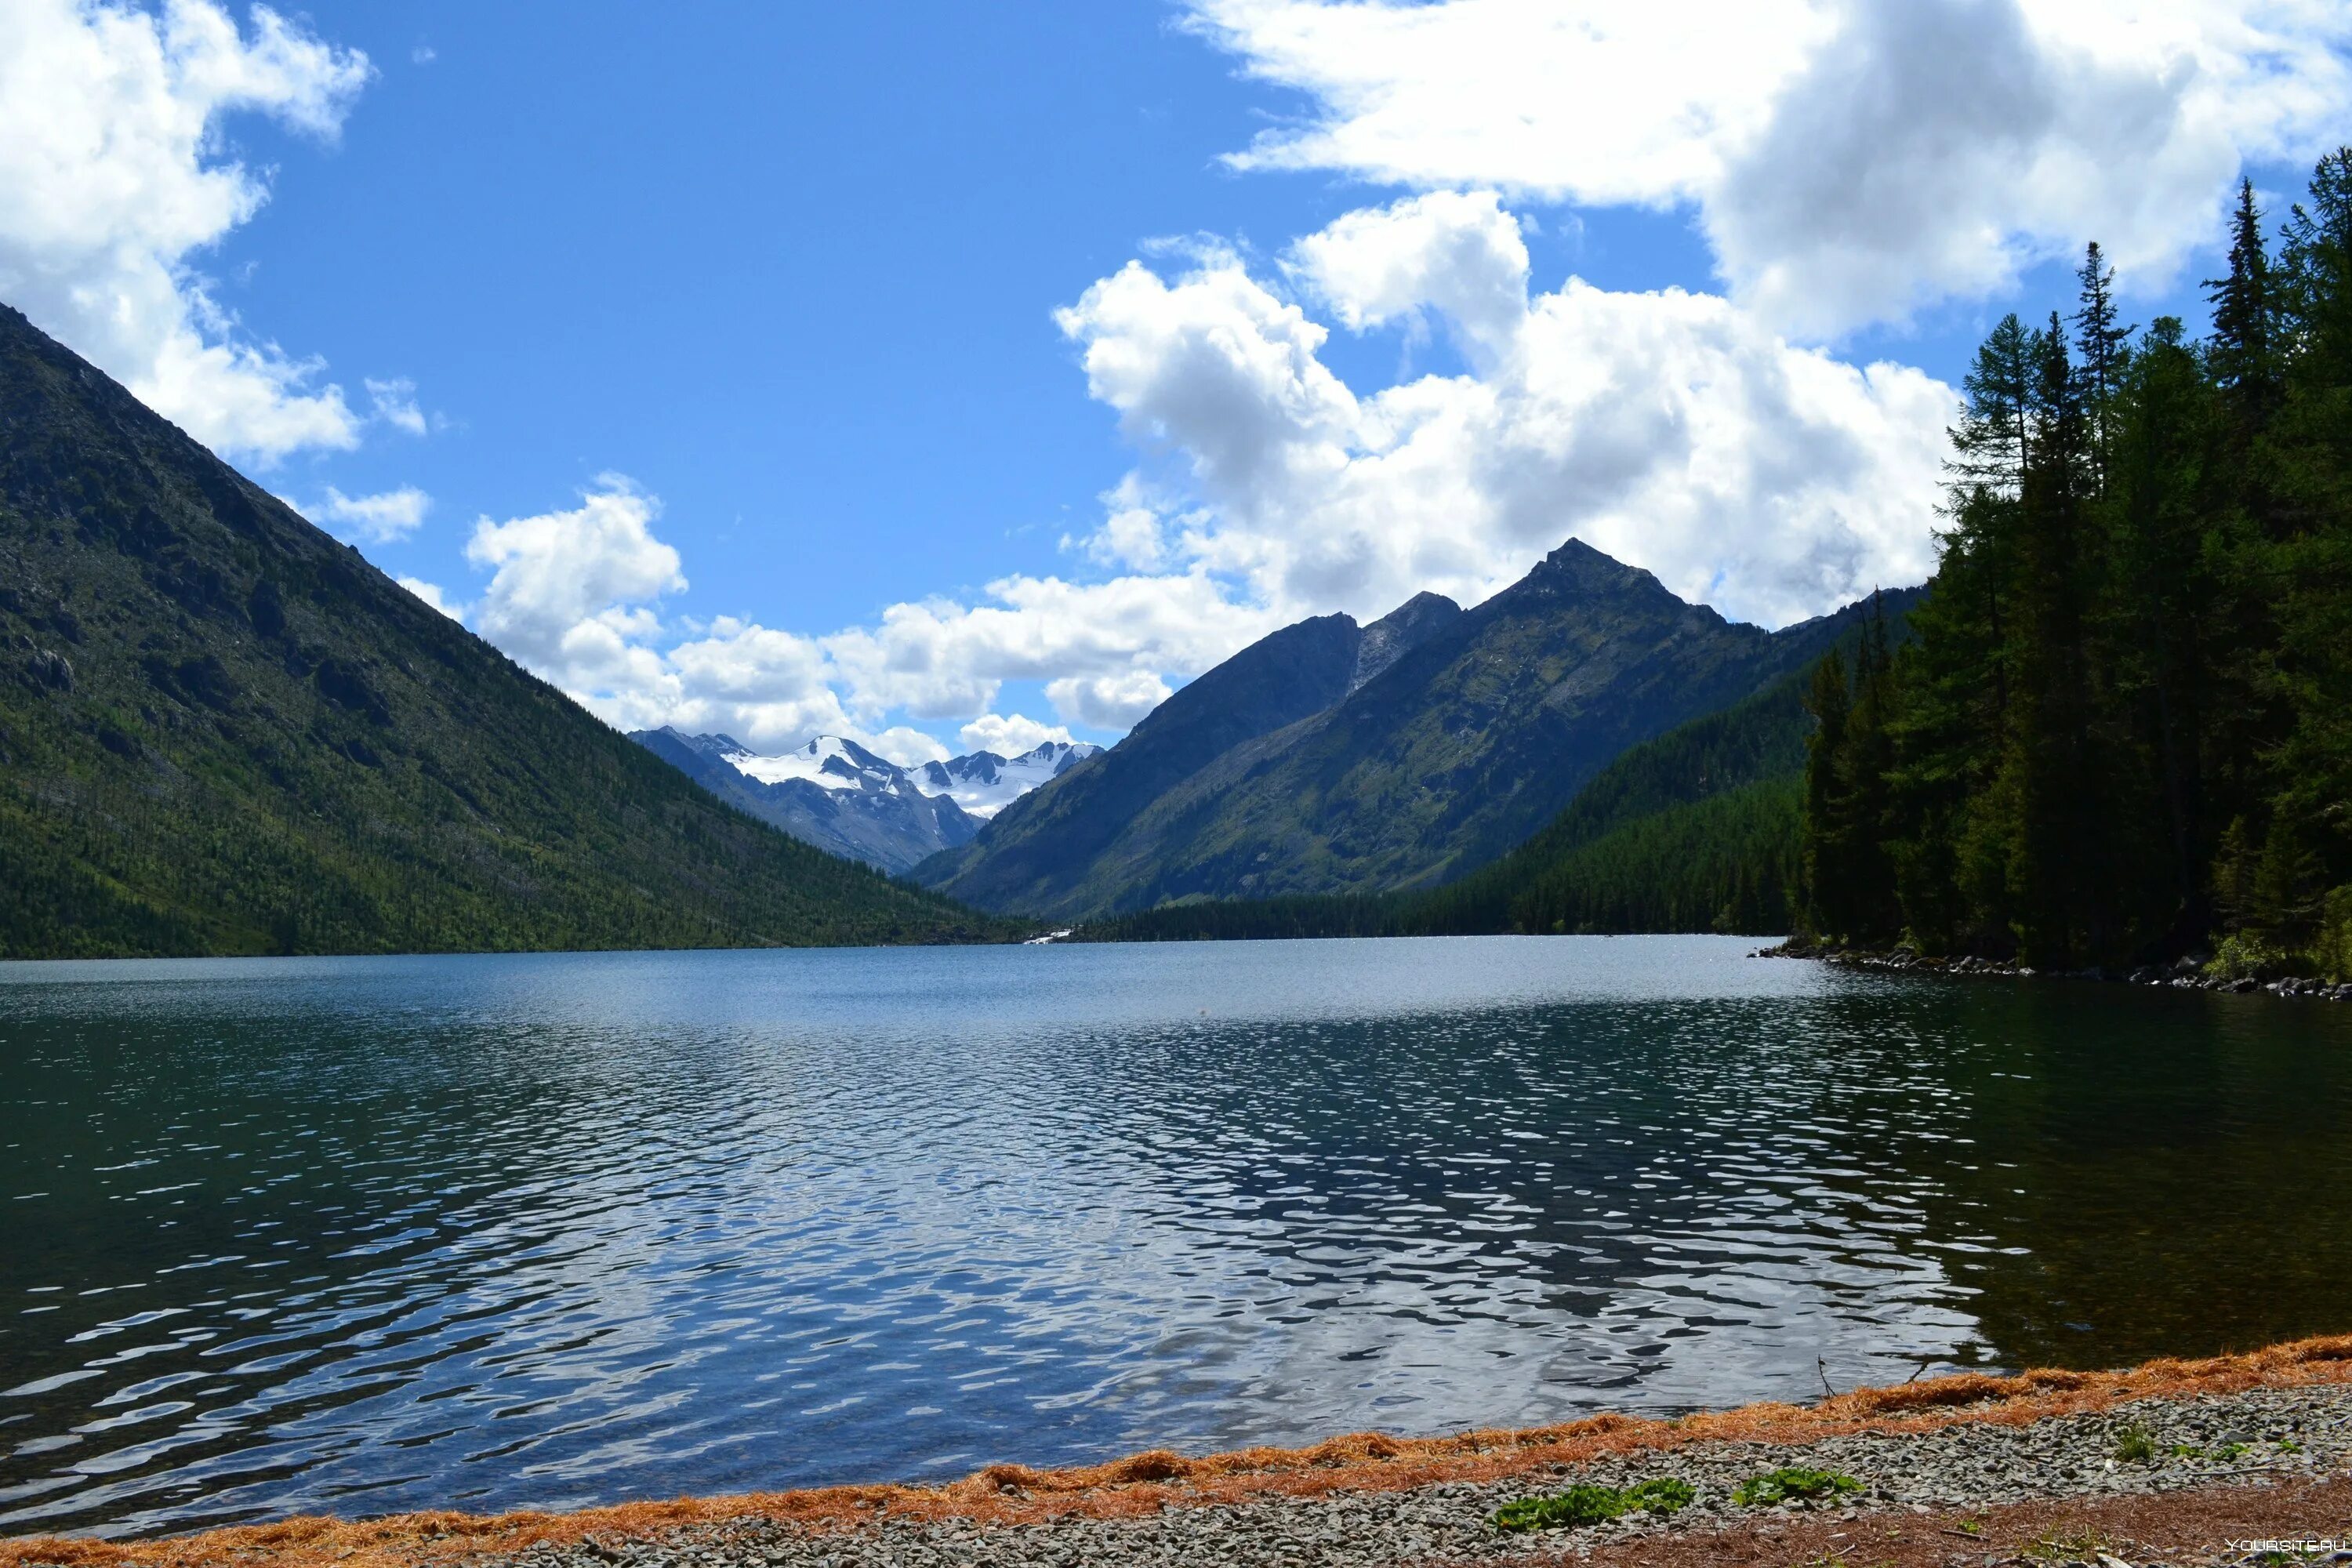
xmin=1759 ymin=936 xmax=2352 ymax=1002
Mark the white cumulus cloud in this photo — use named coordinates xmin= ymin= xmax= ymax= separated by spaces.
xmin=1058 ymin=196 xmax=1954 ymax=629
xmin=0 ymin=0 xmax=376 ymax=462
xmin=1046 ymin=672 xmax=1175 ymax=730
xmin=397 ymin=575 xmax=465 ymax=619
xmin=464 ymin=477 xmax=688 ymax=720
xmin=445 ymin=198 xmax=1957 ymax=755
xmin=1186 ymin=0 xmax=2352 ymax=336
xmin=318 ymin=484 xmax=430 ymax=543
xmin=959 ymin=713 xmax=1075 ymax=757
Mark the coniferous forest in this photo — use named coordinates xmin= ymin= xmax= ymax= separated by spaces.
xmin=1801 ymin=154 xmax=2352 ymax=981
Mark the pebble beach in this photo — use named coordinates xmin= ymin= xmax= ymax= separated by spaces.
xmin=8 ymin=1340 xmax=2348 ymax=1568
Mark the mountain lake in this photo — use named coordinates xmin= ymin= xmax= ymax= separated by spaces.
xmin=3 ymin=935 xmax=2348 ymax=1537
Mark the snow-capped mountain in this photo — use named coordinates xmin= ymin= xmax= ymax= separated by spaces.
xmin=630 ymin=729 xmax=978 ymax=873
xmin=915 ymin=740 xmax=1100 ymax=818
xmin=627 ymin=730 xmax=1099 ymax=873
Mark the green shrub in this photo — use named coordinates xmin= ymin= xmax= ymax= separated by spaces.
xmin=1491 ymin=1476 xmax=1697 ymax=1532
xmin=2205 ymin=931 xmax=2290 ymax=982
xmin=1732 ymin=1466 xmax=1864 ymax=1506
xmin=2114 ymin=1421 xmax=2157 ymax=1464
xmin=1623 ymin=1476 xmax=1696 ymax=1514
xmin=1492 ymin=1484 xmax=1629 ymax=1531
xmin=2315 ymin=887 xmax=2352 ymax=983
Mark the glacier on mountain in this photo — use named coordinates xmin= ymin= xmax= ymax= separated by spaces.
xmin=629 ymin=728 xmax=1099 ymax=873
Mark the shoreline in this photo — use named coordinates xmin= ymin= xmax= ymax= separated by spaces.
xmin=1759 ymin=938 xmax=2352 ymax=1001
xmin=8 ymin=1335 xmax=2348 ymax=1568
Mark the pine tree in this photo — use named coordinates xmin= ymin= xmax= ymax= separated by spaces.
xmin=1951 ymin=313 xmax=2037 ymax=498
xmin=2072 ymin=241 xmax=2133 ymax=494
xmin=1795 ymin=151 xmax=2352 ymax=977
xmin=1800 ymin=651 xmax=1851 ymax=937
xmin=1997 ymin=318 xmax=2100 ymax=963
xmin=2206 ymin=178 xmax=2280 ymax=431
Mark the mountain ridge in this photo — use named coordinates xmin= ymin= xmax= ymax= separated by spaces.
xmin=918 ymin=540 xmax=1918 ymax=920
xmin=0 ymin=302 xmax=1005 ymax=956
xmin=630 ymin=728 xmax=1095 ymax=873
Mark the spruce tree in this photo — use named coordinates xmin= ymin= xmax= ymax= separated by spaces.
xmin=2071 ymin=241 xmax=2133 ymax=494
xmin=2206 ymin=177 xmax=2279 ymax=431
xmin=1800 ymin=652 xmax=1851 ymax=937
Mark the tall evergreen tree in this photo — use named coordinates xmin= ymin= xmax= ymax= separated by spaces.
xmin=1800 ymin=651 xmax=1852 ymax=936
xmin=2206 ymin=177 xmax=2280 ymax=432
xmin=2072 ymin=241 xmax=2133 ymax=493
xmin=1802 ymin=151 xmax=2352 ymax=980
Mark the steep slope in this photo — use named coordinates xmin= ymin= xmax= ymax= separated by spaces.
xmin=0 ymin=304 xmax=1004 ymax=956
xmin=912 ymin=597 xmax=1458 ymax=913
xmin=630 ymin=729 xmax=982 ymax=873
xmin=927 ymin=539 xmax=1909 ymax=920
xmin=1076 ymin=593 xmax=1918 ymax=942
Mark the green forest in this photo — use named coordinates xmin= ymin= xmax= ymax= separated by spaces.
xmin=1076 ymin=651 xmax=1855 ymax=943
xmin=0 ymin=303 xmax=1010 ymax=957
xmin=1800 ymin=154 xmax=2352 ymax=982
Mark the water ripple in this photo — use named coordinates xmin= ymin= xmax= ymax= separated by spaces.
xmin=2 ymin=937 xmax=2349 ymax=1537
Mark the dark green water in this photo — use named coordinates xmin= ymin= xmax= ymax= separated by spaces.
xmin=1 ymin=936 xmax=2347 ymax=1538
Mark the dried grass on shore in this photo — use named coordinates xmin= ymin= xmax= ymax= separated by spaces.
xmin=8 ymin=1334 xmax=2349 ymax=1568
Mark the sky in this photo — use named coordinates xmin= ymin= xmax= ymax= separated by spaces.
xmin=5 ymin=0 xmax=2350 ymax=764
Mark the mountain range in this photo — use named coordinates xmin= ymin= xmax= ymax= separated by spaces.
xmin=1079 ymin=596 xmax=1919 ymax=943
xmin=0 ymin=303 xmax=1003 ymax=956
xmin=0 ymin=292 xmax=1919 ymax=958
xmin=916 ymin=543 xmax=1911 ymax=921
xmin=628 ymin=729 xmax=1097 ymax=873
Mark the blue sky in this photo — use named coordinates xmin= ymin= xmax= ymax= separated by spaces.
xmin=6 ymin=0 xmax=2349 ymax=761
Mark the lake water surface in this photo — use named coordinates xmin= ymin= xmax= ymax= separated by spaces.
xmin=3 ymin=936 xmax=2349 ymax=1537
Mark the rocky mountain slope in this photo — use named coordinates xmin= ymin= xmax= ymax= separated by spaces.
xmin=628 ymin=731 xmax=1097 ymax=873
xmin=917 ymin=541 xmax=1910 ymax=920
xmin=0 ymin=303 xmax=1004 ymax=956
xmin=916 ymin=739 xmax=1098 ymax=818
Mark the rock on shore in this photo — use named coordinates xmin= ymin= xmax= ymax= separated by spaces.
xmin=1759 ymin=938 xmax=2352 ymax=1001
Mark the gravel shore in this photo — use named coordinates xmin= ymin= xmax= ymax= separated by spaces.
xmin=11 ymin=1349 xmax=2347 ymax=1568
xmin=463 ymin=1382 xmax=2352 ymax=1568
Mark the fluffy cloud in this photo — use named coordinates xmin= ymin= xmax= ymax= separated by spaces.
xmin=453 ymin=198 xmax=1955 ymax=753
xmin=464 ymin=477 xmax=687 ymax=717
xmin=318 ymin=484 xmax=430 ymax=543
xmin=443 ymin=478 xmax=1251 ymax=753
xmin=397 ymin=575 xmax=465 ymax=619
xmin=367 ymin=377 xmax=427 ymax=436
xmin=822 ymin=571 xmax=1275 ymax=722
xmin=960 ymin=713 xmax=1074 ymax=757
xmin=0 ymin=0 xmax=378 ymax=462
xmin=1046 ymin=672 xmax=1174 ymax=730
xmin=1187 ymin=0 xmax=2352 ymax=336
xmin=1287 ymin=187 xmax=1530 ymax=361
xmin=1059 ymin=196 xmax=1953 ymax=629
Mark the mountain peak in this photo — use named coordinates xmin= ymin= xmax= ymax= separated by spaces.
xmin=1352 ymin=590 xmax=1464 ymax=691
xmin=916 ymin=739 xmax=1101 ymax=818
xmin=918 ymin=534 xmax=1879 ymax=920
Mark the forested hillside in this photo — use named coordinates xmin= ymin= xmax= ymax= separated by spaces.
xmin=933 ymin=542 xmax=1889 ymax=920
xmin=0 ymin=305 xmax=1007 ymax=956
xmin=1074 ymin=596 xmax=1913 ymax=944
xmin=1801 ymin=156 xmax=2352 ymax=980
